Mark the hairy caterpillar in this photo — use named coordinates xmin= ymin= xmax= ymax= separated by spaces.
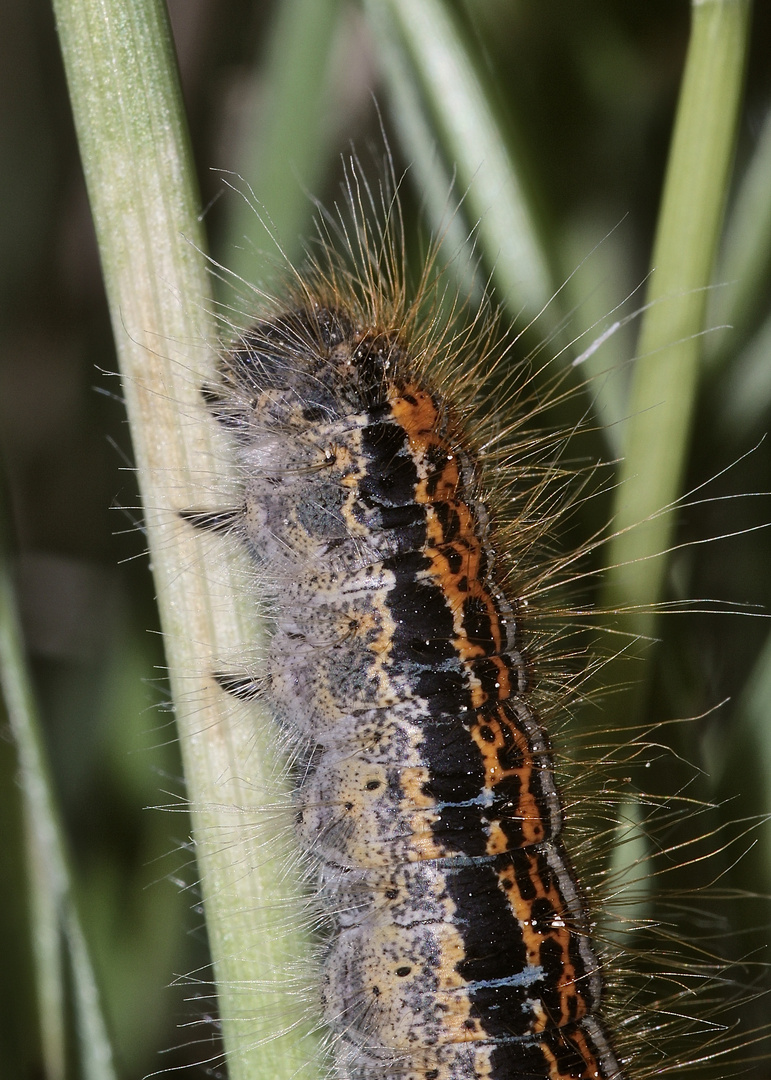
xmin=177 ymin=152 xmax=768 ymax=1080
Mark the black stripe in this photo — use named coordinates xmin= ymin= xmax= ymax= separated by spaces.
xmin=360 ymin=421 xmax=419 ymax=507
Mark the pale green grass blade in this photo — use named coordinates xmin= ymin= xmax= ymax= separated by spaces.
xmin=222 ymin=0 xmax=344 ymax=294
xmin=51 ymin=1 xmax=316 ymax=1078
xmin=366 ymin=0 xmax=554 ymax=323
xmin=709 ymin=102 xmax=771 ymax=362
xmin=602 ymin=0 xmax=752 ymax=650
xmin=0 ymin=722 xmax=38 ymax=1075
xmin=0 ymin=518 xmax=115 ymax=1080
xmin=24 ymin=808 xmax=65 ymax=1080
xmin=361 ymin=0 xmax=486 ymax=304
xmin=558 ymin=218 xmax=638 ymax=453
xmin=732 ymin=632 xmax=771 ymax=874
xmin=717 ymin=308 xmax=771 ymax=434
xmin=66 ymin=914 xmax=117 ymax=1080
xmin=709 ymin=627 xmax=771 ymax=812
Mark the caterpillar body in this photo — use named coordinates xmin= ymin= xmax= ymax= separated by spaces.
xmin=190 ymin=177 xmax=629 ymax=1080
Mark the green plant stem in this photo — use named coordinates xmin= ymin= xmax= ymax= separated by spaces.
xmin=709 ymin=102 xmax=771 ymax=362
xmin=601 ymin=0 xmax=752 ymax=665
xmin=0 ymin=524 xmax=115 ymax=1080
xmin=51 ymin=1 xmax=314 ymax=1078
xmin=223 ymin=0 xmax=343 ymax=295
xmin=362 ymin=0 xmax=486 ymax=305
xmin=367 ymin=0 xmax=553 ymax=323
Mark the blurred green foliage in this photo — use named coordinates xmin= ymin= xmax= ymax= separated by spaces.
xmin=1 ymin=0 xmax=770 ymax=1077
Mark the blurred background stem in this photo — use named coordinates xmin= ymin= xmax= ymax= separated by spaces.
xmin=601 ymin=0 xmax=753 ymax=698
xmin=0 ymin=485 xmax=115 ymax=1080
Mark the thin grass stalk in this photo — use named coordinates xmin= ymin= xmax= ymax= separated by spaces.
xmin=222 ymin=0 xmax=344 ymax=295
xmin=367 ymin=0 xmax=554 ymax=324
xmin=601 ymin=0 xmax=752 ymax=669
xmin=709 ymin=102 xmax=771 ymax=364
xmin=0 ymin=511 xmax=115 ymax=1080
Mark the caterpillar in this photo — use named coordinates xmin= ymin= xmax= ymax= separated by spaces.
xmin=181 ymin=155 xmax=766 ymax=1080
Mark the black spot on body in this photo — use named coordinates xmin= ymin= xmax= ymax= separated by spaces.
xmin=424 ymin=443 xmax=457 ymax=499
xmin=462 ymin=595 xmax=496 ymax=652
xmin=432 ymin=501 xmax=462 ymax=541
xmin=494 ymin=710 xmax=526 ymax=770
xmin=360 ymin=421 xmax=418 ymax=507
xmin=414 ymin=668 xmax=470 ymax=712
xmin=538 ymin=936 xmax=564 ymax=984
xmin=444 ymin=548 xmax=464 ymax=575
xmin=383 ymin=552 xmax=457 ymax=663
xmin=378 ymin=503 xmax=427 ymax=530
xmin=530 ymin=896 xmax=556 ymax=935
xmin=490 ymin=775 xmax=524 ymax=818
xmin=487 ymin=1025 xmax=619 ymax=1080
xmin=472 ymin=657 xmax=506 ymax=703
xmin=497 ymin=815 xmax=526 ymax=850
xmin=433 ymin=806 xmax=490 ymax=855
xmin=512 ymin=853 xmax=537 ymax=902
xmin=351 ymin=332 xmax=402 ymax=409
